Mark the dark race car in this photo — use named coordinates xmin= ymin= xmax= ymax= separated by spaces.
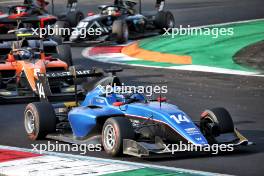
xmin=0 ymin=28 xmax=59 ymax=57
xmin=0 ymin=0 xmax=84 ymax=37
xmin=70 ymin=0 xmax=175 ymax=44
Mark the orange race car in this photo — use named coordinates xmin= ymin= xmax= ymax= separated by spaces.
xmin=0 ymin=34 xmax=103 ymax=104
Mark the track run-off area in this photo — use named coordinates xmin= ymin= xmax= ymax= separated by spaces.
xmin=84 ymin=19 xmax=264 ymax=76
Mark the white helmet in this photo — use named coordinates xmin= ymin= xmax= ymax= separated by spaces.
xmin=107 ymin=7 xmax=118 ymax=16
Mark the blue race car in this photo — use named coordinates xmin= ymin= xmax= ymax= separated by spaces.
xmin=24 ymin=72 xmax=252 ymax=157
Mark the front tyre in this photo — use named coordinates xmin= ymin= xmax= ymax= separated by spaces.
xmin=200 ymin=107 xmax=235 ymax=143
xmin=102 ymin=117 xmax=134 ymax=156
xmin=24 ymin=102 xmax=57 ymax=140
xmin=155 ymin=11 xmax=175 ymax=33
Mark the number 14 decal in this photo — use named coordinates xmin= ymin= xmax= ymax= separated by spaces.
xmin=170 ymin=114 xmax=190 ymax=124
xmin=37 ymin=82 xmax=45 ymax=99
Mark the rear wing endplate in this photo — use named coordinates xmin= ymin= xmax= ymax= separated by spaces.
xmin=35 ymin=68 xmax=103 ymax=102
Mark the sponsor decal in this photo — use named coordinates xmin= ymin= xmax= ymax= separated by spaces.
xmin=185 ymin=128 xmax=201 ymax=135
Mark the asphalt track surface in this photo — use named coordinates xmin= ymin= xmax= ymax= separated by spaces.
xmin=0 ymin=0 xmax=264 ymax=176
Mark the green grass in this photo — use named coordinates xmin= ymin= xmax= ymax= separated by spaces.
xmin=139 ymin=20 xmax=264 ymax=71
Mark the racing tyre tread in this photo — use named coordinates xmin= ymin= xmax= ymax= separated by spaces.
xmin=201 ymin=107 xmax=235 ymax=134
xmin=155 ymin=11 xmax=175 ymax=33
xmin=53 ymin=21 xmax=71 ymax=41
xmin=57 ymin=44 xmax=73 ymax=66
xmin=24 ymin=102 xmax=57 ymax=140
xmin=102 ymin=117 xmax=134 ymax=156
xmin=66 ymin=11 xmax=84 ymax=27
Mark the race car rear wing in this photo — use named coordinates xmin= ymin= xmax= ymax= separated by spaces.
xmin=35 ymin=67 xmax=104 ymax=102
xmin=0 ymin=66 xmax=104 ymax=105
xmin=46 ymin=69 xmax=103 ymax=80
xmin=0 ymin=15 xmax=49 ymax=25
xmin=0 ymin=33 xmax=40 ymax=42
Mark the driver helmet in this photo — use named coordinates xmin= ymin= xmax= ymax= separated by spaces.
xmin=35 ymin=0 xmax=49 ymax=9
xmin=107 ymin=7 xmax=118 ymax=16
xmin=15 ymin=6 xmax=27 ymax=14
xmin=14 ymin=49 xmax=32 ymax=60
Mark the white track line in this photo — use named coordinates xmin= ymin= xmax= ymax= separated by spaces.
xmin=0 ymin=145 xmax=230 ymax=176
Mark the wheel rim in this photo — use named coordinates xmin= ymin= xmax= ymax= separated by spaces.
xmin=103 ymin=124 xmax=116 ymax=150
xmin=25 ymin=110 xmax=35 ymax=134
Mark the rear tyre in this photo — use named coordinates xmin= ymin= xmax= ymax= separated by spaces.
xmin=51 ymin=36 xmax=63 ymax=45
xmin=200 ymin=107 xmax=235 ymax=143
xmin=53 ymin=20 xmax=71 ymax=41
xmin=24 ymin=102 xmax=57 ymax=140
xmin=66 ymin=11 xmax=84 ymax=27
xmin=102 ymin=117 xmax=134 ymax=156
xmin=57 ymin=44 xmax=73 ymax=66
xmin=112 ymin=20 xmax=129 ymax=44
xmin=155 ymin=11 xmax=175 ymax=33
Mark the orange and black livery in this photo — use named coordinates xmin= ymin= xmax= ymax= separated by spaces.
xmin=0 ymin=34 xmax=103 ymax=104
